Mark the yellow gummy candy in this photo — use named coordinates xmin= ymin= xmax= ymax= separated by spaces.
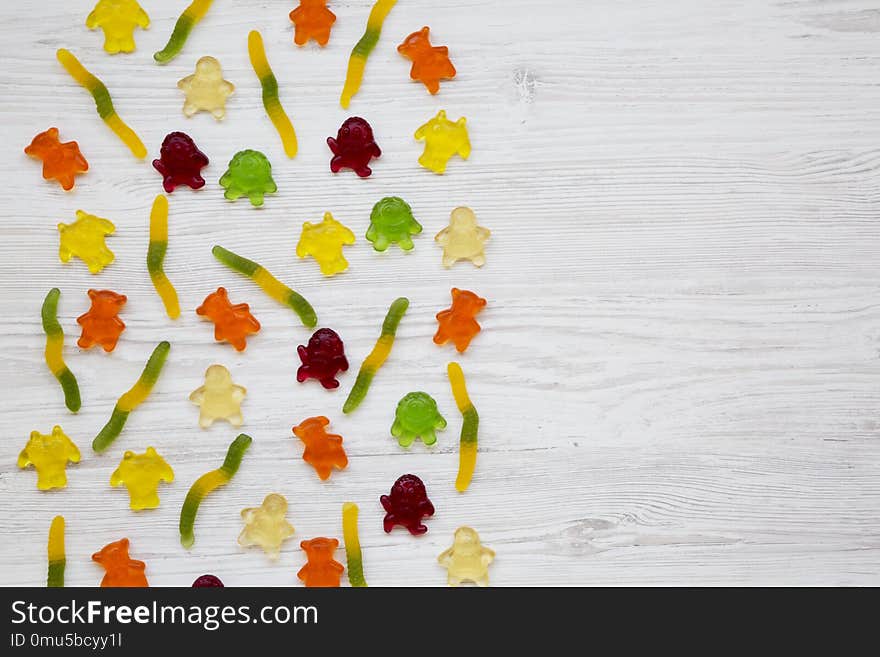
xmin=178 ymin=56 xmax=234 ymax=120
xmin=110 ymin=446 xmax=174 ymax=510
xmin=238 ymin=493 xmax=295 ymax=560
xmin=86 ymin=0 xmax=150 ymax=54
xmin=58 ymin=210 xmax=115 ymax=274
xmin=414 ymin=109 xmax=471 ymax=174
xmin=296 ymin=212 xmax=356 ymax=276
xmin=437 ymin=526 xmax=495 ymax=587
xmin=435 ymin=207 xmax=490 ymax=268
xmin=189 ymin=364 xmax=246 ymax=429
xmin=18 ymin=426 xmax=81 ymax=491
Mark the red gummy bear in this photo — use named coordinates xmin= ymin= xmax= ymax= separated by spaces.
xmin=327 ymin=117 xmax=381 ymax=178
xmin=152 ymin=131 xmax=208 ymax=193
xmin=296 ymin=328 xmax=348 ymax=389
xmin=289 ymin=0 xmax=336 ymax=47
xmin=24 ymin=127 xmax=89 ymax=191
xmin=297 ymin=537 xmax=344 ymax=587
xmin=397 ymin=27 xmax=457 ymax=95
xmin=292 ymin=416 xmax=348 ymax=480
xmin=380 ymin=474 xmax=435 ymax=535
xmin=77 ymin=289 xmax=127 ymax=352
xmin=434 ymin=288 xmax=487 ymax=353
xmin=196 ymin=287 xmax=261 ymax=351
xmin=92 ymin=538 xmax=148 ymax=587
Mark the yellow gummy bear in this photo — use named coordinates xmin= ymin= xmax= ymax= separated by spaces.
xmin=110 ymin=446 xmax=174 ymax=510
xmin=437 ymin=526 xmax=495 ymax=587
xmin=189 ymin=364 xmax=246 ymax=428
xmin=86 ymin=0 xmax=150 ymax=54
xmin=178 ymin=56 xmax=235 ymax=121
xmin=296 ymin=212 xmax=356 ymax=276
xmin=18 ymin=426 xmax=80 ymax=491
xmin=414 ymin=110 xmax=471 ymax=174
xmin=238 ymin=493 xmax=296 ymax=560
xmin=58 ymin=210 xmax=115 ymax=274
xmin=435 ymin=207 xmax=491 ymax=268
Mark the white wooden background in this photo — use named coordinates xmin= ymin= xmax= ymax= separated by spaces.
xmin=0 ymin=0 xmax=878 ymax=587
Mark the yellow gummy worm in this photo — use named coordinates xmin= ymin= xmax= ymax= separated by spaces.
xmin=448 ymin=362 xmax=479 ymax=492
xmin=342 ymin=502 xmax=367 ymax=587
xmin=154 ymin=0 xmax=214 ymax=64
xmin=47 ymin=515 xmax=65 ymax=587
xmin=340 ymin=0 xmax=397 ymax=108
xmin=248 ymin=31 xmax=298 ymax=158
xmin=147 ymin=195 xmax=180 ymax=319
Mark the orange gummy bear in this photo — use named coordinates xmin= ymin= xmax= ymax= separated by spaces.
xmin=92 ymin=538 xmax=148 ymax=587
xmin=433 ymin=288 xmax=486 ymax=353
xmin=77 ymin=289 xmax=126 ymax=352
xmin=289 ymin=0 xmax=336 ymax=47
xmin=196 ymin=287 xmax=261 ymax=351
xmin=25 ymin=127 xmax=89 ymax=191
xmin=397 ymin=27 xmax=456 ymax=95
xmin=292 ymin=416 xmax=348 ymax=480
xmin=297 ymin=537 xmax=344 ymax=587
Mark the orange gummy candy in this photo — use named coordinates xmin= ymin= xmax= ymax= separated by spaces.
xmin=25 ymin=127 xmax=89 ymax=191
xmin=196 ymin=287 xmax=261 ymax=351
xmin=292 ymin=416 xmax=348 ymax=480
xmin=297 ymin=537 xmax=344 ymax=587
xmin=397 ymin=27 xmax=456 ymax=95
xmin=77 ymin=289 xmax=126 ymax=352
xmin=434 ymin=288 xmax=486 ymax=353
xmin=289 ymin=0 xmax=336 ymax=47
xmin=92 ymin=538 xmax=148 ymax=587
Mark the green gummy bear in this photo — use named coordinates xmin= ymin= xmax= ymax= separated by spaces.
xmin=219 ymin=149 xmax=277 ymax=207
xmin=366 ymin=196 xmax=422 ymax=252
xmin=391 ymin=391 xmax=446 ymax=448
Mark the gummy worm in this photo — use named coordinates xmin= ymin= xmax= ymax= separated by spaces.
xmin=92 ymin=341 xmax=170 ymax=453
xmin=248 ymin=30 xmax=298 ymax=158
xmin=56 ymin=49 xmax=147 ymax=159
xmin=154 ymin=0 xmax=214 ymax=64
xmin=342 ymin=297 xmax=408 ymax=414
xmin=342 ymin=502 xmax=367 ymax=587
xmin=180 ymin=434 xmax=252 ymax=549
xmin=340 ymin=0 xmax=397 ymax=108
xmin=212 ymin=245 xmax=317 ymax=328
xmin=42 ymin=288 xmax=81 ymax=413
xmin=448 ymin=362 xmax=479 ymax=492
xmin=47 ymin=516 xmax=65 ymax=588
xmin=148 ymin=195 xmax=180 ymax=320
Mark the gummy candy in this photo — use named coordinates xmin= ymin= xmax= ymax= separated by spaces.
xmin=366 ymin=197 xmax=422 ymax=252
xmin=192 ymin=574 xmax=223 ymax=587
xmin=147 ymin=195 xmax=180 ymax=319
xmin=47 ymin=516 xmax=65 ymax=587
xmin=189 ymin=364 xmax=246 ymax=428
xmin=92 ymin=341 xmax=171 ymax=453
xmin=110 ymin=446 xmax=174 ymax=510
xmin=297 ymin=538 xmax=344 ymax=587
xmin=248 ymin=31 xmax=298 ymax=158
xmin=25 ymin=128 xmax=88 ymax=191
xmin=327 ymin=117 xmax=381 ymax=178
xmin=56 ymin=49 xmax=146 ymax=159
xmin=58 ymin=210 xmax=115 ymax=274
xmin=219 ymin=150 xmax=277 ymax=207
xmin=297 ymin=212 xmax=356 ymax=276
xmin=92 ymin=538 xmax=148 ymax=587
xmin=397 ymin=27 xmax=456 ymax=95
xmin=343 ymin=297 xmax=408 ymax=413
xmin=447 ymin=362 xmax=479 ymax=492
xmin=438 ymin=526 xmax=494 ymax=586
xmin=392 ymin=392 xmax=447 ymax=448
xmin=289 ymin=0 xmax=336 ymax=47
xmin=342 ymin=502 xmax=367 ymax=587
xmin=434 ymin=288 xmax=486 ymax=353
xmin=196 ymin=287 xmax=261 ymax=352
xmin=380 ymin=474 xmax=434 ymax=535
xmin=77 ymin=289 xmax=127 ymax=352
xmin=435 ymin=207 xmax=490 ymax=268
xmin=212 ymin=246 xmax=317 ymax=327
xmin=414 ymin=110 xmax=471 ymax=174
xmin=178 ymin=56 xmax=234 ymax=120
xmin=18 ymin=425 xmax=80 ymax=491
xmin=340 ymin=0 xmax=397 ymax=108
xmin=154 ymin=0 xmax=213 ymax=64
xmin=297 ymin=328 xmax=348 ymax=389
xmin=86 ymin=0 xmax=150 ymax=54
xmin=180 ymin=434 xmax=252 ymax=549
xmin=41 ymin=288 xmax=81 ymax=413
xmin=152 ymin=132 xmax=208 ymax=193
xmin=292 ymin=416 xmax=348 ymax=480
xmin=238 ymin=493 xmax=296 ymax=560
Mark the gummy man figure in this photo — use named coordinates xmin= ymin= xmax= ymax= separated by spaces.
xmin=366 ymin=196 xmax=423 ymax=252
xmin=414 ymin=110 xmax=471 ymax=174
xmin=219 ymin=150 xmax=277 ymax=207
xmin=292 ymin=416 xmax=348 ymax=480
xmin=18 ymin=425 xmax=80 ymax=491
xmin=289 ymin=0 xmax=337 ymax=47
xmin=86 ymin=0 xmax=150 ymax=54
xmin=192 ymin=574 xmax=224 ymax=587
xmin=380 ymin=474 xmax=435 ymax=535
xmin=92 ymin=538 xmax=148 ymax=587
xmin=24 ymin=127 xmax=88 ymax=191
xmin=238 ymin=493 xmax=296 ymax=560
xmin=152 ymin=132 xmax=209 ymax=193
xmin=391 ymin=392 xmax=447 ymax=448
xmin=437 ymin=526 xmax=495 ymax=587
xmin=327 ymin=117 xmax=381 ymax=178
xmin=435 ymin=206 xmax=490 ymax=268
xmin=296 ymin=328 xmax=348 ymax=389
xmin=296 ymin=212 xmax=356 ymax=276
xmin=434 ymin=288 xmax=487 ymax=353
xmin=189 ymin=364 xmax=246 ymax=428
xmin=110 ymin=446 xmax=174 ymax=510
xmin=77 ymin=289 xmax=127 ymax=352
xmin=297 ymin=537 xmax=344 ymax=587
xmin=196 ymin=287 xmax=261 ymax=351
xmin=397 ymin=27 xmax=456 ymax=95
xmin=178 ymin=56 xmax=235 ymax=120
xmin=58 ymin=210 xmax=115 ymax=274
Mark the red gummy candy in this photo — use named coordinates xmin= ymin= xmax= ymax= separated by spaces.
xmin=25 ymin=127 xmax=88 ymax=191
xmin=296 ymin=328 xmax=348 ymax=389
xmin=434 ymin=287 xmax=486 ymax=353
xmin=196 ymin=287 xmax=261 ymax=351
xmin=380 ymin=474 xmax=435 ymax=535
xmin=327 ymin=117 xmax=381 ymax=178
xmin=92 ymin=538 xmax=148 ymax=587
xmin=397 ymin=27 xmax=457 ymax=95
xmin=292 ymin=416 xmax=348 ymax=480
xmin=152 ymin=131 xmax=208 ymax=193
xmin=297 ymin=537 xmax=344 ymax=587
xmin=77 ymin=289 xmax=127 ymax=352
xmin=192 ymin=574 xmax=224 ymax=587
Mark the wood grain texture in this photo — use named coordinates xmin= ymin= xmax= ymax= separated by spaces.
xmin=1 ymin=0 xmax=879 ymax=586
